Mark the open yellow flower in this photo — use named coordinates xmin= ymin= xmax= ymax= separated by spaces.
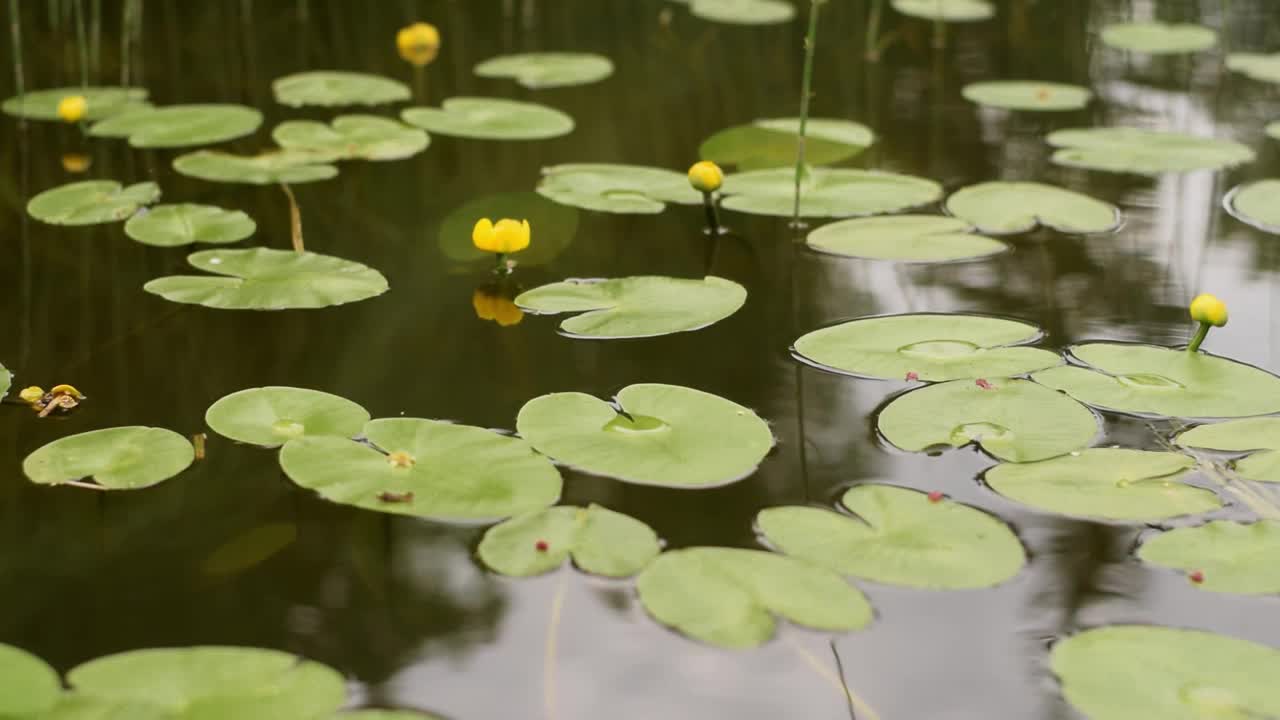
xmin=57 ymin=95 xmax=87 ymax=123
xmin=688 ymin=160 xmax=724 ymax=193
xmin=472 ymin=218 xmax=531 ymax=255
xmin=1189 ymin=294 xmax=1228 ymax=327
xmin=397 ymin=22 xmax=441 ymax=67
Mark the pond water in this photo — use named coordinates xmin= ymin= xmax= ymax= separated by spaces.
xmin=3 ymin=0 xmax=1280 ymax=717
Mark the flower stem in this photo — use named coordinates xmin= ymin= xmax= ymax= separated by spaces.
xmin=792 ymin=0 xmax=825 ymax=226
xmin=495 ymin=252 xmax=508 ymax=274
xmin=73 ymin=0 xmax=88 ymax=87
xmin=8 ymin=0 xmax=24 ymax=112
xmin=280 ymin=182 xmax=304 ymax=253
xmin=865 ymin=0 xmax=884 ymax=61
xmin=702 ymin=191 xmax=722 ymax=235
xmin=1187 ymin=322 xmax=1211 ymax=353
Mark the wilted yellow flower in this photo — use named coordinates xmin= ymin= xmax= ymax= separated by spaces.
xmin=61 ymin=153 xmax=92 ymax=173
xmin=56 ymin=95 xmax=87 ymax=123
xmin=18 ymin=386 xmax=45 ymax=405
xmin=472 ymin=218 xmax=531 ymax=255
xmin=397 ymin=22 xmax=441 ymax=67
xmin=473 ymin=286 xmax=524 ymax=327
xmin=50 ymin=384 xmax=85 ymax=399
xmin=1189 ymin=294 xmax=1228 ymax=327
xmin=688 ymin=160 xmax=724 ymax=193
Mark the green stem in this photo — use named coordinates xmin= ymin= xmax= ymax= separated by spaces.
xmin=1188 ymin=322 xmax=1211 ymax=353
xmin=865 ymin=0 xmax=883 ymax=61
xmin=495 ymin=252 xmax=507 ymax=273
xmin=8 ymin=0 xmax=23 ymax=112
xmin=701 ymin=191 xmax=722 ymax=235
xmin=90 ymin=0 xmax=101 ymax=76
xmin=74 ymin=0 xmax=88 ymax=87
xmin=792 ymin=0 xmax=824 ymax=226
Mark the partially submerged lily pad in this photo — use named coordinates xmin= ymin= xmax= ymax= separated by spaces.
xmin=1177 ymin=418 xmax=1280 ymax=483
xmin=438 ymin=192 xmax=579 ymax=266
xmin=401 ymin=97 xmax=574 ymax=140
xmin=1047 ymin=128 xmax=1255 ymax=175
xmin=1138 ymin=521 xmax=1280 ymax=594
xmin=668 ymin=0 xmax=797 ymax=25
xmin=721 ymin=167 xmax=943 ymax=218
xmin=478 ymin=504 xmax=661 ymax=577
xmin=272 ymin=71 xmax=410 ymax=107
xmin=961 ymin=81 xmax=1092 ymax=111
xmin=892 ymin=0 xmax=994 ymax=21
xmin=537 ymin=163 xmax=701 ymax=214
xmin=944 ymin=181 xmax=1121 ymax=234
xmin=1225 ymin=179 xmax=1280 ymax=234
xmin=807 ymin=216 xmax=1007 ymax=262
xmin=1227 ymin=53 xmax=1280 ymax=84
xmin=700 ymin=118 xmax=874 ymax=171
xmin=28 ymin=180 xmax=160 ymax=225
xmin=205 ymin=386 xmax=371 ymax=448
xmin=23 ymin=426 xmax=195 ymax=490
xmin=0 ymin=644 xmax=61 ymax=717
xmin=124 ymin=204 xmax=255 ymax=247
xmin=516 ymin=383 xmax=774 ymax=488
xmin=89 ymin=104 xmax=262 ymax=148
xmin=1100 ymin=22 xmax=1217 ymax=54
xmin=2 ymin=86 xmax=149 ymax=121
xmin=514 ymin=276 xmax=746 ymax=339
xmin=173 ymin=150 xmax=338 ymax=185
xmin=474 ymin=53 xmax=614 ymax=89
xmin=272 ymin=115 xmax=428 ymax=161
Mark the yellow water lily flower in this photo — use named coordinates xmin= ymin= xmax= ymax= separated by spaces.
xmin=688 ymin=160 xmax=724 ymax=193
xmin=397 ymin=22 xmax=441 ymax=67
xmin=18 ymin=386 xmax=45 ymax=405
xmin=472 ymin=218 xmax=531 ymax=255
xmin=1189 ymin=294 xmax=1228 ymax=327
xmin=61 ymin=153 xmax=92 ymax=173
xmin=57 ymin=95 xmax=87 ymax=123
xmin=472 ymin=286 xmax=524 ymax=327
xmin=50 ymin=384 xmax=85 ymax=399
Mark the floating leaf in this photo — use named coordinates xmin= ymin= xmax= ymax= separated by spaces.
xmin=0 ymin=363 xmax=10 ymax=400
xmin=807 ymin=216 xmax=1006 ymax=262
xmin=515 ymin=276 xmax=746 ymax=339
xmin=961 ymin=81 xmax=1092 ymax=111
xmin=124 ymin=204 xmax=255 ymax=247
xmin=944 ymin=181 xmax=1122 ymax=234
xmin=1225 ymin=179 xmax=1280 ymax=234
xmin=636 ymin=548 xmax=872 ymax=649
xmin=1031 ymin=343 xmax=1280 ymax=418
xmin=41 ymin=695 xmax=169 ymax=720
xmin=700 ymin=118 xmax=873 ymax=171
xmin=1046 ymin=128 xmax=1255 ymax=175
xmin=516 ymin=383 xmax=774 ymax=488
xmin=758 ymin=484 xmax=1025 ymax=588
xmin=0 ymin=644 xmax=61 ymax=716
xmin=279 ymin=418 xmax=562 ymax=521
xmin=878 ymin=378 xmax=1098 ymax=462
xmin=173 ymin=150 xmax=338 ymax=185
xmin=272 ymin=71 xmax=410 ymax=107
xmin=1100 ymin=22 xmax=1217 ymax=53
xmin=1268 ymin=122 xmax=1280 ymax=141
xmin=474 ymin=53 xmax=614 ymax=89
xmin=721 ymin=167 xmax=943 ymax=218
xmin=401 ymin=97 xmax=573 ymax=140
xmin=1138 ymin=521 xmax=1280 ymax=594
xmin=536 ymin=163 xmax=701 ymax=214
xmin=23 ymin=426 xmax=195 ymax=490
xmin=668 ymin=0 xmax=797 ymax=25
xmin=478 ymin=504 xmax=661 ymax=577
xmin=891 ymin=0 xmax=994 ymax=21
xmin=205 ymin=386 xmax=371 ymax=447
xmin=27 ymin=180 xmax=160 ymax=225
xmin=1227 ymin=53 xmax=1280 ymax=84
xmin=272 ymin=115 xmax=428 ymax=161
xmin=1177 ymin=418 xmax=1280 ymax=483
xmin=438 ymin=192 xmax=578 ymax=265
xmin=143 ymin=248 xmax=389 ymax=310
xmin=89 ymin=104 xmax=262 ymax=148
xmin=2 ymin=86 xmax=149 ymax=121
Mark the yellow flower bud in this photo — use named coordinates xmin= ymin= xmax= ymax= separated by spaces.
xmin=688 ymin=161 xmax=724 ymax=193
xmin=1189 ymin=294 xmax=1228 ymax=328
xmin=397 ymin=22 xmax=441 ymax=67
xmin=472 ymin=286 xmax=524 ymax=327
xmin=18 ymin=386 xmax=45 ymax=405
xmin=56 ymin=95 xmax=87 ymax=123
xmin=472 ymin=218 xmax=531 ymax=255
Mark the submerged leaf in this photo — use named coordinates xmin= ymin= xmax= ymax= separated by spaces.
xmin=474 ymin=53 xmax=614 ymax=89
xmin=202 ymin=523 xmax=298 ymax=577
xmin=478 ymin=504 xmax=661 ymax=577
xmin=23 ymin=426 xmax=195 ymax=490
xmin=0 ymin=644 xmax=61 ymax=716
xmin=1047 ymin=128 xmax=1255 ymax=175
xmin=537 ymin=163 xmax=701 ymax=214
xmin=515 ymin=276 xmax=746 ymax=339
xmin=962 ymin=81 xmax=1092 ymax=111
xmin=1100 ymin=22 xmax=1217 ymax=53
xmin=272 ymin=71 xmax=410 ymax=107
xmin=173 ymin=150 xmax=338 ymax=185
xmin=89 ymin=104 xmax=262 ymax=148
xmin=2 ymin=86 xmax=149 ymax=121
xmin=1177 ymin=418 xmax=1280 ymax=483
xmin=721 ymin=167 xmax=943 ymax=218
xmin=944 ymin=181 xmax=1121 ymax=234
xmin=700 ymin=118 xmax=873 ymax=170
xmin=28 ymin=180 xmax=160 ymax=225
xmin=272 ymin=115 xmax=428 ymax=161
xmin=1138 ymin=521 xmax=1280 ymax=594
xmin=438 ymin=192 xmax=578 ymax=265
xmin=807 ymin=216 xmax=1007 ymax=262
xmin=124 ymin=204 xmax=255 ymax=247
xmin=1225 ymin=179 xmax=1280 ymax=234
xmin=205 ymin=386 xmax=371 ymax=447
xmin=402 ymin=97 xmax=574 ymax=140
xmin=892 ymin=0 xmax=994 ymax=21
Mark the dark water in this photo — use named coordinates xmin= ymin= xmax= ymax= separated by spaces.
xmin=2 ymin=0 xmax=1280 ymax=717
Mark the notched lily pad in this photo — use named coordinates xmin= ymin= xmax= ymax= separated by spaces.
xmin=892 ymin=0 xmax=994 ymax=21
xmin=1101 ymin=22 xmax=1217 ymax=54
xmin=961 ymin=81 xmax=1092 ymax=111
xmin=1225 ymin=179 xmax=1280 ymax=234
xmin=944 ymin=182 xmax=1121 ymax=235
xmin=0 ymin=644 xmax=61 ymax=716
xmin=474 ymin=53 xmax=614 ymax=89
xmin=206 ymin=386 xmax=371 ymax=448
xmin=722 ymin=167 xmax=943 ymax=218
xmin=1227 ymin=53 xmax=1280 ymax=84
xmin=2 ymin=86 xmax=149 ymax=121
xmin=807 ymin=216 xmax=1007 ymax=262
xmin=125 ymin=204 xmax=255 ymax=247
xmin=28 ymin=180 xmax=160 ymax=225
xmin=537 ymin=163 xmax=702 ymax=214
xmin=23 ymin=426 xmax=195 ymax=490
xmin=439 ymin=192 xmax=579 ymax=266
xmin=1047 ymin=128 xmax=1255 ymax=175
xmin=89 ymin=104 xmax=262 ymax=148
xmin=402 ymin=97 xmax=574 ymax=140
xmin=1138 ymin=521 xmax=1280 ymax=594
xmin=515 ymin=276 xmax=746 ymax=339
xmin=1177 ymin=418 xmax=1280 ymax=483
xmin=273 ymin=115 xmax=428 ymax=161
xmin=700 ymin=118 xmax=874 ymax=171
xmin=272 ymin=71 xmax=410 ymax=107
xmin=478 ymin=504 xmax=661 ymax=577
xmin=668 ymin=0 xmax=797 ymax=25
xmin=173 ymin=150 xmax=338 ymax=185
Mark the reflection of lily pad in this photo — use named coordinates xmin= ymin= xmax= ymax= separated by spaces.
xmin=807 ymin=216 xmax=1007 ymax=262
xmin=984 ymin=449 xmax=1220 ymax=521
xmin=668 ymin=0 xmax=796 ymax=25
xmin=402 ymin=97 xmax=573 ymax=140
xmin=945 ymin=182 xmax=1122 ymax=234
xmin=23 ymin=426 xmax=195 ymax=490
xmin=1031 ymin=344 xmax=1280 ymax=418
xmin=516 ymin=384 xmax=774 ymax=488
xmin=1047 ymin=128 xmax=1255 ymax=175
xmin=636 ymin=548 xmax=872 ymax=649
xmin=89 ymin=104 xmax=262 ymax=148
xmin=1101 ymin=22 xmax=1217 ymax=54
xmin=28 ymin=180 xmax=160 ymax=225
xmin=961 ymin=81 xmax=1092 ymax=111
xmin=478 ymin=504 xmax=661 ymax=577
xmin=1177 ymin=418 xmax=1280 ymax=483
xmin=0 ymin=644 xmax=61 ymax=717
xmin=515 ymin=276 xmax=746 ymax=339
xmin=537 ymin=163 xmax=701 ymax=214
xmin=758 ymin=484 xmax=1025 ymax=588
xmin=438 ymin=192 xmax=578 ymax=266
xmin=1225 ymin=180 xmax=1280 ymax=234
xmin=892 ymin=0 xmax=994 ymax=21
xmin=1227 ymin=53 xmax=1280 ymax=84
xmin=206 ymin=386 xmax=371 ymax=448
xmin=272 ymin=115 xmax=428 ymax=161
xmin=124 ymin=204 xmax=255 ymax=247
xmin=1138 ymin=521 xmax=1280 ymax=594
xmin=173 ymin=150 xmax=338 ymax=185
xmin=700 ymin=118 xmax=874 ymax=171
xmin=722 ymin=167 xmax=943 ymax=218
xmin=279 ymin=418 xmax=562 ymax=521
xmin=144 ymin=248 xmax=389 ymax=310
xmin=795 ymin=314 xmax=1059 ymax=381
xmin=474 ymin=53 xmax=614 ymax=89
xmin=878 ymin=378 xmax=1098 ymax=462
xmin=272 ymin=71 xmax=410 ymax=107
xmin=2 ymin=86 xmax=149 ymax=121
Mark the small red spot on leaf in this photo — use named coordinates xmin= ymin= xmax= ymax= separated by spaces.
xmin=976 ymin=379 xmax=993 ymax=390
xmin=927 ymin=491 xmax=944 ymax=503
xmin=535 ymin=540 xmax=549 ymax=552
xmin=1189 ymin=570 xmax=1204 ymax=584
xmin=905 ymin=371 xmax=920 ymax=382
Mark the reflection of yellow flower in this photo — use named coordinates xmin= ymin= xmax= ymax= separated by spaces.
xmin=473 ymin=286 xmax=524 ymax=326
xmin=57 ymin=95 xmax=87 ymax=123
xmin=1189 ymin=294 xmax=1228 ymax=327
xmin=61 ymin=153 xmax=92 ymax=173
xmin=472 ymin=218 xmax=531 ymax=254
xmin=397 ymin=22 xmax=441 ymax=67
xmin=688 ymin=160 xmax=724 ymax=193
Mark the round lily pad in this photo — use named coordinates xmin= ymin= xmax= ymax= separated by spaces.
xmin=700 ymin=118 xmax=874 ymax=171
xmin=878 ymin=378 xmax=1099 ymax=462
xmin=0 ymin=363 xmax=11 ymax=400
xmin=173 ymin=150 xmax=338 ymax=185
xmin=807 ymin=216 xmax=1007 ymax=262
xmin=636 ymin=547 xmax=872 ymax=649
xmin=477 ymin=504 xmax=661 ymax=577
xmin=401 ymin=97 xmax=573 ymax=140
xmin=1138 ymin=521 xmax=1280 ymax=594
xmin=721 ymin=167 xmax=943 ymax=218
xmin=984 ymin=449 xmax=1220 ymax=521
xmin=1100 ymin=22 xmax=1217 ymax=54
xmin=1030 ymin=343 xmax=1280 ymax=418
xmin=143 ymin=248 xmax=389 ymax=310
xmin=438 ymin=192 xmax=579 ymax=266
xmin=1177 ymin=418 xmax=1280 ymax=483
xmin=474 ymin=53 xmax=614 ymax=89
xmin=1046 ymin=128 xmax=1255 ymax=175
xmin=1225 ymin=179 xmax=1280 ymax=234
xmin=758 ymin=484 xmax=1026 ymax=588
xmin=1051 ymin=625 xmax=1280 ymax=720
xmin=514 ymin=276 xmax=746 ymax=339
xmin=272 ymin=71 xmax=410 ymax=107
xmin=0 ymin=644 xmax=61 ymax=716
xmin=537 ymin=163 xmax=701 ymax=214
xmin=2 ymin=86 xmax=149 ymax=121
xmin=205 ymin=386 xmax=371 ymax=448
xmin=124 ymin=204 xmax=255 ymax=247
xmin=961 ymin=81 xmax=1092 ymax=111
xmin=944 ymin=181 xmax=1122 ymax=235
xmin=891 ymin=0 xmax=994 ymax=21
xmin=1227 ymin=53 xmax=1280 ymax=84
xmin=516 ymin=383 xmax=774 ymax=488
xmin=272 ymin=115 xmax=428 ymax=161
xmin=89 ymin=104 xmax=262 ymax=148
xmin=279 ymin=417 xmax=562 ymax=521
xmin=680 ymin=0 xmax=795 ymax=24
xmin=28 ymin=180 xmax=160 ymax=225
xmin=23 ymin=426 xmax=195 ymax=490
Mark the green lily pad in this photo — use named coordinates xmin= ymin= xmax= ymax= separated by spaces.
xmin=401 ymin=97 xmax=573 ymax=140
xmin=89 ymin=104 xmax=262 ymax=148
xmin=794 ymin=313 xmax=1060 ymax=381
xmin=28 ymin=180 xmax=160 ymax=226
xmin=438 ymin=192 xmax=579 ymax=266
xmin=1051 ymin=625 xmax=1280 ymax=720
xmin=961 ymin=81 xmax=1092 ymax=111
xmin=758 ymin=484 xmax=1026 ymax=589
xmin=124 ymin=204 xmax=255 ymax=247
xmin=1031 ymin=343 xmax=1280 ymax=418
xmin=0 ymin=644 xmax=61 ymax=716
xmin=878 ymin=378 xmax=1099 ymax=462
xmin=668 ymin=0 xmax=797 ymax=25
xmin=514 ymin=276 xmax=746 ymax=339
xmin=272 ymin=71 xmax=410 ymax=107
xmin=891 ymin=0 xmax=994 ymax=22
xmin=1225 ymin=179 xmax=1280 ymax=234
xmin=636 ymin=548 xmax=872 ymax=649
xmin=700 ymin=118 xmax=874 ymax=171
xmin=23 ymin=426 xmax=195 ymax=490
xmin=1177 ymin=418 xmax=1280 ymax=483
xmin=0 ymin=363 xmax=11 ymax=400
xmin=272 ymin=115 xmax=428 ymax=161
xmin=721 ymin=167 xmax=943 ymax=218
xmin=474 ymin=53 xmax=614 ymax=89
xmin=944 ymin=181 xmax=1121 ymax=235
xmin=477 ymin=504 xmax=661 ymax=577
xmin=279 ymin=418 xmax=562 ymax=521
xmin=537 ymin=163 xmax=702 ymax=214
xmin=1101 ymin=22 xmax=1217 ymax=54
xmin=143 ymin=248 xmax=389 ymax=310
xmin=1046 ymin=128 xmax=1255 ymax=175
xmin=516 ymin=383 xmax=774 ymax=488
xmin=1227 ymin=53 xmax=1280 ymax=84
xmin=2 ymin=86 xmax=149 ymax=121
xmin=1267 ymin=122 xmax=1280 ymax=141
xmin=41 ymin=695 xmax=172 ymax=719
xmin=205 ymin=386 xmax=371 ymax=448
xmin=984 ymin=449 xmax=1221 ymax=521
xmin=173 ymin=150 xmax=338 ymax=185
xmin=1138 ymin=521 xmax=1280 ymax=594
xmin=807 ymin=216 xmax=1007 ymax=262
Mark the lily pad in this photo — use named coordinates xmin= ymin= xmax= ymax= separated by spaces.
xmin=878 ymin=378 xmax=1099 ymax=462
xmin=1046 ymin=128 xmax=1255 ymax=175
xmin=1138 ymin=521 xmax=1280 ymax=594
xmin=668 ymin=0 xmax=796 ymax=25
xmin=205 ymin=386 xmax=371 ymax=448
xmin=28 ymin=180 xmax=160 ymax=225
xmin=1227 ymin=53 xmax=1280 ymax=84
xmin=1051 ymin=625 xmax=1280 ymax=720
xmin=401 ymin=97 xmax=573 ymax=140
xmin=279 ymin=418 xmax=562 ymax=521
xmin=41 ymin=695 xmax=170 ymax=720
xmin=984 ymin=449 xmax=1221 ymax=521
xmin=477 ymin=504 xmax=661 ymax=577
xmin=0 ymin=363 xmax=10 ymax=400
xmin=891 ymin=0 xmax=994 ymax=22
xmin=272 ymin=71 xmax=410 ymax=107
xmin=143 ymin=248 xmax=389 ymax=310
xmin=721 ymin=167 xmax=943 ymax=218
xmin=23 ymin=426 xmax=195 ymax=490
xmin=636 ymin=548 xmax=872 ymax=649
xmin=961 ymin=81 xmax=1092 ymax=111
xmin=807 ymin=216 xmax=1006 ymax=262
xmin=89 ymin=104 xmax=262 ymax=148
xmin=514 ymin=276 xmax=746 ymax=339
xmin=700 ymin=118 xmax=874 ymax=171
xmin=2 ymin=86 xmax=149 ymax=121
xmin=124 ymin=204 xmax=255 ymax=247
xmin=173 ymin=150 xmax=338 ymax=185
xmin=1100 ymin=22 xmax=1217 ymax=54
xmin=1267 ymin=122 xmax=1280 ymax=141
xmin=516 ymin=383 xmax=774 ymax=488
xmin=438 ymin=192 xmax=579 ymax=266
xmin=1031 ymin=343 xmax=1280 ymax=418
xmin=1225 ymin=179 xmax=1280 ymax=234
xmin=474 ymin=53 xmax=614 ymax=89
xmin=0 ymin=644 xmax=61 ymax=716
xmin=944 ymin=181 xmax=1121 ymax=235
xmin=758 ymin=484 xmax=1026 ymax=589
xmin=272 ymin=115 xmax=428 ymax=161
xmin=537 ymin=163 xmax=701 ymax=214
xmin=1177 ymin=418 xmax=1280 ymax=483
